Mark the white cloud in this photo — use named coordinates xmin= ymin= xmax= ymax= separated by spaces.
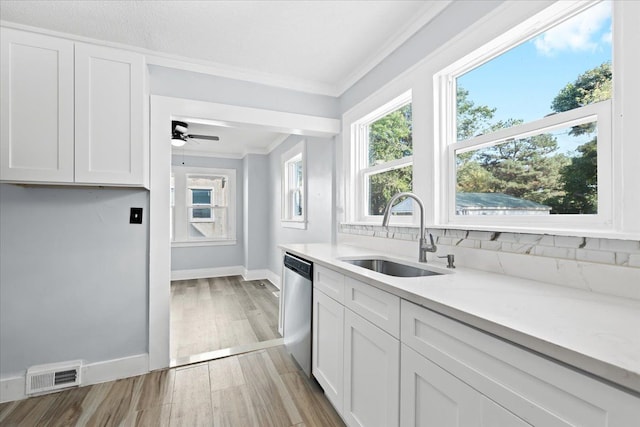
xmin=533 ymin=1 xmax=611 ymax=56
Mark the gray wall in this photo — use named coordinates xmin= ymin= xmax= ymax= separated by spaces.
xmin=171 ymin=155 xmax=245 ymax=271
xmin=267 ymin=135 xmax=335 ymax=274
xmin=243 ymin=154 xmax=270 ymax=271
xmin=0 ymin=184 xmax=148 ymax=376
xmin=149 ymin=65 xmax=340 ymax=119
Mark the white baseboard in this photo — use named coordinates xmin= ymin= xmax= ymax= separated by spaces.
xmin=242 ymin=268 xmax=271 ymax=282
xmin=171 ymin=266 xmax=244 ymax=281
xmin=266 ymin=270 xmax=281 ymax=289
xmin=0 ymin=353 xmax=149 ymax=404
xmin=0 ymin=375 xmax=24 ymax=403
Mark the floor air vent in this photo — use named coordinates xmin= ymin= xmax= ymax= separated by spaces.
xmin=26 ymin=361 xmax=82 ymax=395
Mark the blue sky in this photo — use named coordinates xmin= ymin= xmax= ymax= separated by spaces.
xmin=457 ymin=1 xmax=612 ymax=138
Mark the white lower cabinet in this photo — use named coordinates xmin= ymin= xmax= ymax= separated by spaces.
xmin=312 ymin=267 xmax=640 ymax=427
xmin=312 ymin=288 xmax=344 ymax=413
xmin=401 ymin=343 xmax=530 ymax=427
xmin=343 ymin=308 xmax=399 ymax=427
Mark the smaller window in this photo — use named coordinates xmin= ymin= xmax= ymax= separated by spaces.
xmin=171 ymin=167 xmax=236 ymax=244
xmin=281 ymin=141 xmax=306 ymax=229
xmin=351 ymin=91 xmax=413 ymax=222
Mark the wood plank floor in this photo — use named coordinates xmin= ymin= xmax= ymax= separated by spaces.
xmin=171 ymin=276 xmax=281 ymax=362
xmin=0 ymin=346 xmax=345 ymax=427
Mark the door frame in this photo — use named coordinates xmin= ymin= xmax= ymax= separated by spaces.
xmin=148 ymin=95 xmax=340 ymax=370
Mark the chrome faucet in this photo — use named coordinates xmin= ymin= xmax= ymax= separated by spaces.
xmin=382 ymin=192 xmax=436 ymax=263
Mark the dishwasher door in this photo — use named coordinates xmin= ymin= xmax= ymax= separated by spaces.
xmin=283 ymin=253 xmax=313 ymax=377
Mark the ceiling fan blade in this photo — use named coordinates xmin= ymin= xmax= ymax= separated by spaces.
xmin=188 ymin=134 xmax=220 ymax=141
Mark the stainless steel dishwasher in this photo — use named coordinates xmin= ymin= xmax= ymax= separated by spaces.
xmin=282 ymin=252 xmax=313 ymax=377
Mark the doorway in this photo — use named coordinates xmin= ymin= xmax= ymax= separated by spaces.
xmin=149 ymin=95 xmax=339 ymax=371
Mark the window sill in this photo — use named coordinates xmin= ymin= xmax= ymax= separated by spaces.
xmin=281 ymin=220 xmax=307 ymax=230
xmin=171 ymin=240 xmax=237 ymax=248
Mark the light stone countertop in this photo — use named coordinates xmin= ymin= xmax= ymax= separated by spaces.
xmin=280 ymin=242 xmax=640 ymax=394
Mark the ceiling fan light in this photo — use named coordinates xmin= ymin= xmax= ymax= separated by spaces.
xmin=171 ymin=137 xmax=186 ymax=147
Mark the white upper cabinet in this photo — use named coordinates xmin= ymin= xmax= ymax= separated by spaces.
xmin=0 ymin=28 xmax=148 ymax=187
xmin=1 ymin=28 xmax=74 ymax=182
xmin=74 ymin=43 xmax=145 ymax=185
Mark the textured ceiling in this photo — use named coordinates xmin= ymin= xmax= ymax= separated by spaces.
xmin=0 ymin=0 xmax=447 ymax=95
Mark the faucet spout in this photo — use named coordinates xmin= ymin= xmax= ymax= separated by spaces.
xmin=382 ymin=192 xmax=436 ymax=263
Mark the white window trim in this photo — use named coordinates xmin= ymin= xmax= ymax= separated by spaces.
xmin=434 ymin=0 xmax=614 ymax=233
xmin=350 ymin=90 xmax=415 ymax=224
xmin=171 ymin=165 xmax=236 ymax=245
xmin=281 ymin=140 xmax=307 ymax=229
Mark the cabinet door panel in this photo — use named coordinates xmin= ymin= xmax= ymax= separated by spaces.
xmin=312 ymin=289 xmax=344 ymax=413
xmin=344 ymin=308 xmax=399 ymax=427
xmin=1 ymin=28 xmax=74 ymax=182
xmin=75 ymin=43 xmax=145 ymax=185
xmin=401 ymin=344 xmax=480 ymax=427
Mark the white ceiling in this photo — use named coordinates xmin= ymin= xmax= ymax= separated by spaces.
xmin=0 ymin=0 xmax=448 ymax=156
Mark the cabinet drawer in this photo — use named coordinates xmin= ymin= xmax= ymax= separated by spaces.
xmin=344 ymin=277 xmax=399 ymax=338
xmin=314 ymin=265 xmax=345 ymax=304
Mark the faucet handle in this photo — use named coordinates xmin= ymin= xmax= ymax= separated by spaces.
xmin=429 ymin=233 xmax=435 ymax=247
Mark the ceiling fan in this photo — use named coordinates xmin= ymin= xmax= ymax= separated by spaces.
xmin=171 ymin=121 xmax=220 ymax=147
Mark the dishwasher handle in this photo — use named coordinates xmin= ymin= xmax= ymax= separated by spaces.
xmin=284 ymin=253 xmax=313 ymax=281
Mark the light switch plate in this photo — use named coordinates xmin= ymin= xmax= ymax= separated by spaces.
xmin=130 ymin=207 xmax=143 ymax=224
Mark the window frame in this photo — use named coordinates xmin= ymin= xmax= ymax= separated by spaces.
xmin=281 ymin=141 xmax=307 ymax=229
xmin=435 ymin=0 xmax=614 ymax=231
xmin=171 ymin=166 xmax=236 ymax=246
xmin=351 ymin=90 xmax=414 ymax=224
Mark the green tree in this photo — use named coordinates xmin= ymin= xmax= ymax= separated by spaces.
xmin=548 ymin=62 xmax=611 ymax=213
xmin=369 ymin=104 xmax=412 ymax=165
xmin=457 ymin=87 xmax=496 ymax=140
xmin=367 ymin=104 xmax=413 ymax=214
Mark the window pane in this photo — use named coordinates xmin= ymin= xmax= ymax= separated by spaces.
xmin=368 ymin=165 xmax=413 ymax=216
xmin=191 ymin=207 xmax=212 ymax=219
xmin=455 ymin=122 xmax=598 ymax=215
xmin=456 ymin=2 xmax=611 ymax=141
xmin=368 ymin=103 xmax=412 ymax=166
xmin=189 ymin=207 xmax=228 ymax=239
xmin=187 ymin=176 xmax=227 ymax=206
xmin=191 ymin=189 xmax=211 ymax=205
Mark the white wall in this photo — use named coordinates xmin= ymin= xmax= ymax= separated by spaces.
xmin=243 ymin=154 xmax=270 ymax=271
xmin=267 ymin=135 xmax=335 ymax=275
xmin=170 ymin=155 xmax=244 ymax=272
xmin=0 ymin=184 xmax=148 ymax=376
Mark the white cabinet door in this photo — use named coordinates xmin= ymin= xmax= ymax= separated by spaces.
xmin=401 ymin=344 xmax=532 ymax=427
xmin=74 ymin=43 xmax=146 ymax=186
xmin=343 ymin=308 xmax=399 ymax=427
xmin=312 ymin=288 xmax=344 ymax=413
xmin=1 ymin=28 xmax=74 ymax=182
xmin=480 ymin=397 xmax=532 ymax=427
xmin=401 ymin=344 xmax=481 ymax=427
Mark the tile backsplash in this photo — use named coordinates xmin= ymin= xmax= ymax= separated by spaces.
xmin=340 ymin=224 xmax=640 ymax=268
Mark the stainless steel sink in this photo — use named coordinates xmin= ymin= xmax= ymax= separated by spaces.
xmin=342 ymin=258 xmax=443 ymax=277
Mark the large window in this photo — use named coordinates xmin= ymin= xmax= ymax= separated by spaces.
xmin=171 ymin=166 xmax=236 ymax=244
xmin=439 ymin=1 xmax=612 ymax=228
xmin=352 ymin=91 xmax=413 ymax=221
